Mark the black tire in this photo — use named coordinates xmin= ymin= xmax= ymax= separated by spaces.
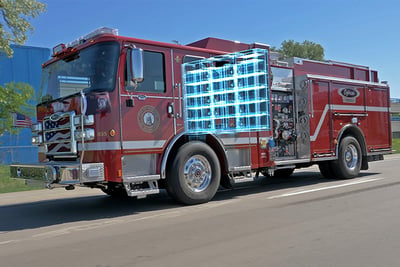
xmin=166 ymin=142 xmax=221 ymax=205
xmin=274 ymin=168 xmax=295 ymax=178
xmin=262 ymin=168 xmax=294 ymax=178
xmin=318 ymin=161 xmax=336 ymax=179
xmin=331 ymin=136 xmax=362 ymax=179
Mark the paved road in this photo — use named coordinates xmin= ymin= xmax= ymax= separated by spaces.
xmin=1 ymin=155 xmax=400 ymax=267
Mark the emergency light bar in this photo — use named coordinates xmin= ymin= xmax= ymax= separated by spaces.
xmin=67 ymin=27 xmax=118 ymax=48
xmin=52 ymin=27 xmax=118 ymax=57
xmin=52 ymin=43 xmax=66 ymax=56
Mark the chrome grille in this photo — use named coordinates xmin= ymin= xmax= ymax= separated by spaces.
xmin=43 ymin=111 xmax=77 ymax=156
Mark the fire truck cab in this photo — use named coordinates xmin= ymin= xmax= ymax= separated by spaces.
xmin=11 ymin=28 xmax=392 ymax=204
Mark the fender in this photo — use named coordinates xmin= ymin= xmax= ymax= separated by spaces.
xmin=160 ymin=132 xmax=229 ymax=179
xmin=336 ymin=124 xmax=368 ymax=170
xmin=160 ymin=131 xmax=185 ymax=179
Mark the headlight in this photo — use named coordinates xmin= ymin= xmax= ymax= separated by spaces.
xmin=74 ymin=129 xmax=95 ymax=141
xmin=31 ymin=135 xmax=43 ymax=145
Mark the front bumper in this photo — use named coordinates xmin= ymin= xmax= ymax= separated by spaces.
xmin=10 ymin=162 xmax=105 ymax=187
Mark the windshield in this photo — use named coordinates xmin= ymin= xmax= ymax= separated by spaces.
xmin=39 ymin=41 xmax=120 ymax=103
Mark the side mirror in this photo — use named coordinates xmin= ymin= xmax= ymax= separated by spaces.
xmin=126 ymin=48 xmax=144 ymax=91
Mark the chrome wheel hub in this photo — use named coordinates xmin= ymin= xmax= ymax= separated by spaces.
xmin=183 ymin=155 xmax=211 ymax=192
xmin=344 ymin=144 xmax=358 ymax=170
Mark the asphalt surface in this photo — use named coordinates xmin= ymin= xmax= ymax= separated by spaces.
xmin=1 ymin=154 xmax=400 ymax=267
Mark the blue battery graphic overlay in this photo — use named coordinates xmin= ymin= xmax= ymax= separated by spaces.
xmin=182 ymin=49 xmax=270 ymax=133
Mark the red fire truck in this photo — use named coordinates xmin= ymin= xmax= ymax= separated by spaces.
xmin=11 ymin=27 xmax=392 ymax=204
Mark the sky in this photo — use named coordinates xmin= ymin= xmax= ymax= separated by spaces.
xmin=24 ymin=0 xmax=400 ymax=98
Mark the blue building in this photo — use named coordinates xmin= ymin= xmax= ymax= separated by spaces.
xmin=391 ymin=98 xmax=400 ymax=139
xmin=0 ymin=45 xmax=50 ymax=164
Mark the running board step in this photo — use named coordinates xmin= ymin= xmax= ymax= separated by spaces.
xmin=126 ymin=187 xmax=160 ymax=198
xmin=230 ymin=171 xmax=255 ymax=184
xmin=123 ymin=178 xmax=160 ymax=199
xmin=232 ymin=176 xmax=255 ymax=184
xmin=123 ymin=174 xmax=160 ymax=183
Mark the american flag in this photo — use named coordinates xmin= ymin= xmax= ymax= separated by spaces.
xmin=13 ymin=113 xmax=32 ymax=128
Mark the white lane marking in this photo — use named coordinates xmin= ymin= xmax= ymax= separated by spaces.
xmin=0 ymin=240 xmax=19 ymax=245
xmin=268 ymin=177 xmax=383 ymax=199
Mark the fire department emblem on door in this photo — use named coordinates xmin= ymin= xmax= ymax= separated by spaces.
xmin=138 ymin=105 xmax=160 ymax=133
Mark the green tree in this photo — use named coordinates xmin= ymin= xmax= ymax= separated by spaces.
xmin=0 ymin=82 xmax=34 ymax=135
xmin=274 ymin=39 xmax=325 ymax=61
xmin=0 ymin=0 xmax=45 ymax=135
xmin=0 ymin=0 xmax=46 ymax=57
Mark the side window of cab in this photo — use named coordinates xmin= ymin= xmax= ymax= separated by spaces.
xmin=125 ymin=50 xmax=166 ymax=93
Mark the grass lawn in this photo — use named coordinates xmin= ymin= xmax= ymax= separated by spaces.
xmin=393 ymin=138 xmax=400 ymax=153
xmin=0 ymin=165 xmax=42 ymax=193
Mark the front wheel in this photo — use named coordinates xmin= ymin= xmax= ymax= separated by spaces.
xmin=331 ymin=136 xmax=362 ymax=179
xmin=166 ymin=142 xmax=221 ymax=205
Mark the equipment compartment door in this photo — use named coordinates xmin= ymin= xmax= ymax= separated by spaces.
xmin=365 ymin=86 xmax=390 ymax=149
xmin=330 ymin=82 xmax=367 ymax=146
xmin=294 ymin=76 xmax=311 ymax=159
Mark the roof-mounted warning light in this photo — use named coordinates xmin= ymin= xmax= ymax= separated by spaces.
xmin=67 ymin=27 xmax=118 ymax=48
xmin=52 ymin=43 xmax=66 ymax=57
xmin=52 ymin=27 xmax=118 ymax=57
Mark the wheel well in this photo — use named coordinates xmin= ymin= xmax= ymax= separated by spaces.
xmin=337 ymin=125 xmax=368 ymax=170
xmin=163 ymin=134 xmax=229 ymax=181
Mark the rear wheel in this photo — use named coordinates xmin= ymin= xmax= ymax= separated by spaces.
xmin=318 ymin=161 xmax=336 ymax=179
xmin=274 ymin=168 xmax=295 ymax=178
xmin=166 ymin=142 xmax=221 ymax=205
xmin=331 ymin=136 xmax=362 ymax=179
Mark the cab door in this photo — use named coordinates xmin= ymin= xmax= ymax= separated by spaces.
xmin=120 ymin=45 xmax=174 ymax=178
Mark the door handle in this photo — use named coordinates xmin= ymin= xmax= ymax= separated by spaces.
xmin=137 ymin=95 xmax=147 ymax=101
xmin=167 ymin=102 xmax=174 ymax=117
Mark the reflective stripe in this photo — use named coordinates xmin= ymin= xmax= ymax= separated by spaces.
xmin=331 ymin=105 xmax=365 ymax=111
xmin=79 ymin=142 xmax=121 ymax=151
xmin=122 ymin=140 xmax=166 ymax=149
xmin=310 ymin=107 xmax=327 ymax=142
xmin=366 ymin=106 xmax=389 ymax=112
xmin=221 ymin=137 xmax=258 ymax=146
xmin=77 ymin=140 xmax=167 ymax=151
